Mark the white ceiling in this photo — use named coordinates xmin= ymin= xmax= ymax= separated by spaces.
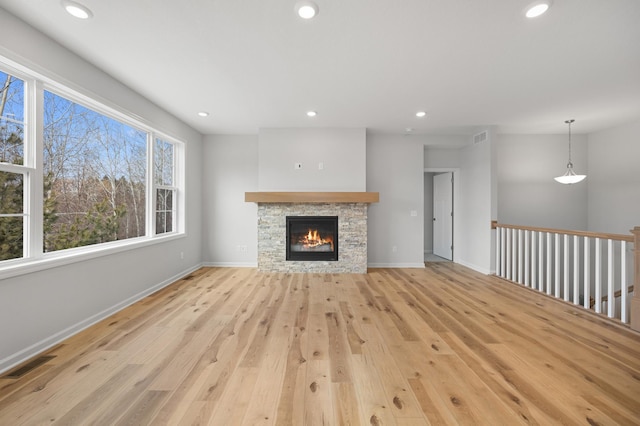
xmin=1 ymin=0 xmax=639 ymax=136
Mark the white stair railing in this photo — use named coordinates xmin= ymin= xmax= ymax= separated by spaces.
xmin=493 ymin=223 xmax=636 ymax=324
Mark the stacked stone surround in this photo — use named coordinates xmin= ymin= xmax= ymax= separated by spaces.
xmin=257 ymin=203 xmax=368 ymax=273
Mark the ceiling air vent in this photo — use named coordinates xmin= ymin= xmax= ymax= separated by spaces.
xmin=473 ymin=131 xmax=488 ymax=144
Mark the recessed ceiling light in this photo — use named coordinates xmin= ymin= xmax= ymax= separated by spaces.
xmin=295 ymin=1 xmax=319 ymax=19
xmin=405 ymin=128 xmax=413 ymax=133
xmin=416 ymin=111 xmax=426 ymax=118
xmin=61 ymin=0 xmax=93 ymax=19
xmin=197 ymin=111 xmax=209 ymax=117
xmin=306 ymin=111 xmax=317 ymax=117
xmin=525 ymin=1 xmax=552 ymax=18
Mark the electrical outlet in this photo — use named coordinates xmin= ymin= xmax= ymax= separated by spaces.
xmin=410 ymin=210 xmax=417 ymax=217
xmin=180 ymin=251 xmax=184 ymax=259
xmin=237 ymin=245 xmax=247 ymax=253
xmin=392 ymin=246 xmax=398 ymax=252
xmin=318 ymin=162 xmax=324 ymax=170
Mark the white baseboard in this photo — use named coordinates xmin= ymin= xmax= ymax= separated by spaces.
xmin=367 ymin=263 xmax=426 ymax=268
xmin=0 ymin=263 xmax=203 ymax=375
xmin=456 ymin=259 xmax=492 ymax=275
xmin=202 ymin=262 xmax=258 ymax=268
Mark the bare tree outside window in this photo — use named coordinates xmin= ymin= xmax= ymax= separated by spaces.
xmin=0 ymin=63 xmax=184 ymax=266
xmin=0 ymin=71 xmax=25 ymax=260
xmin=154 ymin=139 xmax=175 ymax=234
xmin=43 ymin=91 xmax=147 ymax=251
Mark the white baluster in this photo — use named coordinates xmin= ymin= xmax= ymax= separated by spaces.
xmin=502 ymin=227 xmax=507 ymax=277
xmin=547 ymin=232 xmax=552 ymax=295
xmin=621 ymin=241 xmax=628 ymax=323
xmin=506 ymin=228 xmax=511 ymax=280
xmin=584 ymin=236 xmax=590 ymax=309
xmin=496 ymin=227 xmax=502 ymax=277
xmin=513 ymin=228 xmax=517 ymax=281
xmin=531 ymin=231 xmax=537 ymax=290
xmin=554 ymin=233 xmax=561 ymax=298
xmin=525 ymin=230 xmax=530 ymax=287
xmin=607 ymin=239 xmax=614 ymax=319
xmin=563 ymin=234 xmax=569 ymax=302
xmin=573 ymin=235 xmax=579 ymax=305
xmin=539 ymin=232 xmax=545 ymax=293
xmin=595 ymin=238 xmax=601 ymax=314
xmin=518 ymin=229 xmax=523 ymax=284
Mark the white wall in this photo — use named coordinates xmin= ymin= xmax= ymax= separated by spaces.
xmin=456 ymin=137 xmax=495 ymax=274
xmin=367 ymin=135 xmax=425 ymax=267
xmin=587 ymin=119 xmax=640 ymax=234
xmin=0 ymin=11 xmax=203 ymax=373
xmin=258 ymin=128 xmax=366 ymax=191
xmin=496 ymin=134 xmax=588 ymax=230
xmin=202 ymin=135 xmax=258 ymax=266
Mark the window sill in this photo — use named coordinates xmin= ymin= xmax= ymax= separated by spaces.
xmin=0 ymin=233 xmax=186 ymax=281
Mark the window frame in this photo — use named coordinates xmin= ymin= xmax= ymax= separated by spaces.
xmin=0 ymin=56 xmax=186 ymax=280
xmin=0 ymin=65 xmax=33 ymax=263
xmin=151 ymin=136 xmax=184 ymax=236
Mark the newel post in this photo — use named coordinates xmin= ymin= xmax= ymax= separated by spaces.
xmin=630 ymin=226 xmax=640 ymax=332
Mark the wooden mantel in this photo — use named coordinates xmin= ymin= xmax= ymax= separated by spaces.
xmin=245 ymin=191 xmax=379 ymax=204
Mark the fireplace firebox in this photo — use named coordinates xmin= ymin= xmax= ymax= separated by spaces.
xmin=286 ymin=216 xmax=338 ymax=261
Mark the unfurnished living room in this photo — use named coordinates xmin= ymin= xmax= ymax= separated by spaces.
xmin=0 ymin=1 xmax=639 ymax=425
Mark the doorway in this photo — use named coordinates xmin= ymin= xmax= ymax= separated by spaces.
xmin=432 ymin=172 xmax=453 ymax=260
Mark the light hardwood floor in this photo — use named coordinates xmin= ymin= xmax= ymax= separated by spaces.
xmin=1 ymin=264 xmax=639 ymax=425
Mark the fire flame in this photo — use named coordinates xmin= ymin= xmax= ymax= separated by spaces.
xmin=299 ymin=228 xmax=333 ymax=250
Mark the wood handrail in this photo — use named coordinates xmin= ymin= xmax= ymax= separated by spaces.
xmin=491 ymin=222 xmax=634 ymax=243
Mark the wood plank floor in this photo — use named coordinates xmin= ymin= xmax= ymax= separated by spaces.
xmin=1 ymin=264 xmax=639 ymax=425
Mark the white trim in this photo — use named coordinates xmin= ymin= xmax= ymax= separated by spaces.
xmin=202 ymin=262 xmax=258 ymax=268
xmin=0 ymin=163 xmax=32 ymax=174
xmin=0 ymin=263 xmax=203 ymax=375
xmin=367 ymin=262 xmax=426 ymax=268
xmin=457 ymin=259 xmax=492 ymax=275
xmin=424 ymin=168 xmax=460 ymax=264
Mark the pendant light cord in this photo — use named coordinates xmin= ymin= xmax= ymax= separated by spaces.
xmin=565 ymin=119 xmax=575 ymax=167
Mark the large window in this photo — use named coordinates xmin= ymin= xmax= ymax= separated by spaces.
xmin=43 ymin=91 xmax=148 ymax=251
xmin=0 ymin=62 xmax=185 ymax=269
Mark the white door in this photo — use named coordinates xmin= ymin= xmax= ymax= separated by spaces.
xmin=433 ymin=172 xmax=453 ymax=260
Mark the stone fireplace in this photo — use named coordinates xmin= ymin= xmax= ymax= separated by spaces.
xmin=245 ymin=192 xmax=378 ymax=273
xmin=286 ymin=215 xmax=338 ymax=261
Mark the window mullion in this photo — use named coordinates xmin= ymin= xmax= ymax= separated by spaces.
xmin=176 ymin=139 xmax=184 ymax=234
xmin=147 ymin=133 xmax=155 ymax=236
xmin=172 ymin=142 xmax=178 ymax=234
xmin=26 ymin=79 xmax=44 ymax=259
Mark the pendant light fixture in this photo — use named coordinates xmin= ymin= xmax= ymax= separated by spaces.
xmin=554 ymin=119 xmax=586 ymax=184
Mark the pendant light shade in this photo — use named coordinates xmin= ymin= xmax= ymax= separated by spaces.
xmin=554 ymin=119 xmax=586 ymax=184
